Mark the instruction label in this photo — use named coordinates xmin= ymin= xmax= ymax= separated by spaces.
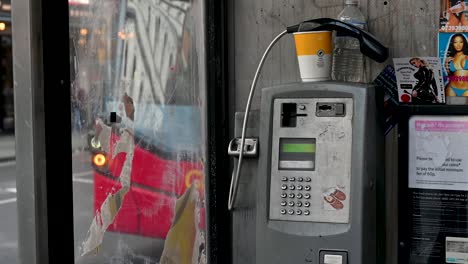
xmin=447 ymin=237 xmax=468 ymax=263
xmin=409 ymin=116 xmax=468 ymax=191
xmin=407 ymin=116 xmax=468 ymax=264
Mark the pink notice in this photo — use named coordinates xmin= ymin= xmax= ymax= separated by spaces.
xmin=415 ymin=120 xmax=468 ymax=132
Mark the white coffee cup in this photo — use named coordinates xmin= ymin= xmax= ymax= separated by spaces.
xmin=293 ymin=31 xmax=332 ymax=82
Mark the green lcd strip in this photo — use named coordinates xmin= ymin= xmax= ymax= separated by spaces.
xmin=282 ymin=143 xmax=316 ymax=153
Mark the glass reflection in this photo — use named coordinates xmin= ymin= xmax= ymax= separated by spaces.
xmin=70 ymin=0 xmax=206 ymax=263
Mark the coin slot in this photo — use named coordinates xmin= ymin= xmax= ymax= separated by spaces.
xmin=316 ymin=103 xmax=346 ymax=117
xmin=318 ymin=104 xmax=332 ymax=111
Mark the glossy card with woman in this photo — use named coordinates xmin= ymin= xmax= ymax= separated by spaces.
xmin=393 ymin=57 xmax=445 ymax=104
xmin=439 ymin=33 xmax=468 ymax=98
xmin=440 ymin=0 xmax=468 ymax=32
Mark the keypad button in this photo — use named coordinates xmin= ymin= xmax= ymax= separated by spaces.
xmin=304 ymin=210 xmax=310 ymax=215
xmin=281 ymin=184 xmax=287 ymax=190
xmin=304 ymin=202 xmax=310 ymax=207
xmin=297 ymin=193 xmax=303 ymax=199
xmin=289 ymin=185 xmax=295 ymax=190
xmin=305 ymin=177 xmax=311 ymax=182
xmin=288 ymin=193 xmax=295 ymax=198
xmin=288 ymin=209 xmax=294 ymax=215
xmin=297 ymin=185 xmax=303 ymax=190
xmin=296 ymin=210 xmax=302 ymax=215
xmin=281 ymin=201 xmax=287 ymax=206
xmin=289 ymin=177 xmax=295 ymax=182
xmin=298 ymin=177 xmax=304 ymax=182
xmin=304 ymin=185 xmax=311 ymax=191
xmin=281 ymin=176 xmax=288 ymax=181
xmin=288 ymin=201 xmax=295 ymax=207
xmin=280 ymin=209 xmax=287 ymax=215
xmin=281 ymin=193 xmax=287 ymax=198
xmin=304 ymin=193 xmax=311 ymax=199
xmin=297 ymin=202 xmax=302 ymax=207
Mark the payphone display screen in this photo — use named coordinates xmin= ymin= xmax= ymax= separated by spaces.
xmin=278 ymin=138 xmax=315 ymax=170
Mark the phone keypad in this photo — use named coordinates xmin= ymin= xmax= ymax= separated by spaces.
xmin=278 ymin=176 xmax=312 ymax=216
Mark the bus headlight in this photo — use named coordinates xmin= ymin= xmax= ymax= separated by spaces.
xmin=93 ymin=153 xmax=107 ymax=167
xmin=90 ymin=137 xmax=101 ymax=149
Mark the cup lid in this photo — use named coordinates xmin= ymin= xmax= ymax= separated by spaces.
xmin=292 ymin=30 xmax=331 ymax=35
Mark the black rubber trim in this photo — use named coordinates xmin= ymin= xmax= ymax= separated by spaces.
xmin=205 ymin=0 xmax=231 ymax=263
xmin=41 ymin=0 xmax=74 ymax=262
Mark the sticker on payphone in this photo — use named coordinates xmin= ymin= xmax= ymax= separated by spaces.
xmin=323 ymin=186 xmax=347 ymax=211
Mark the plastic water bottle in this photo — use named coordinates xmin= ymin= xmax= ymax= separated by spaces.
xmin=331 ymin=0 xmax=367 ymax=83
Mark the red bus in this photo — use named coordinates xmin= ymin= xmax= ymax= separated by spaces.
xmin=89 ymin=103 xmax=204 ymax=239
xmin=74 ymin=0 xmax=206 ymax=246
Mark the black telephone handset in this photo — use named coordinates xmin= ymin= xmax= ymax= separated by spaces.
xmin=287 ymin=18 xmax=389 ymax=63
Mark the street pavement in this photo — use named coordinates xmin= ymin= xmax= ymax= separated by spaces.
xmin=0 ymin=160 xmax=17 ymax=264
xmin=0 ymin=135 xmax=15 ymax=162
xmin=0 ymin=133 xmax=163 ymax=264
xmin=0 ymin=133 xmax=93 ymax=264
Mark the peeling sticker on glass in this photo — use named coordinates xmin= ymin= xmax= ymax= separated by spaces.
xmin=80 ymin=94 xmax=135 ymax=255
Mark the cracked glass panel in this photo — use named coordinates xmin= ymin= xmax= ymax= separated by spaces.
xmin=69 ymin=0 xmax=207 ymax=263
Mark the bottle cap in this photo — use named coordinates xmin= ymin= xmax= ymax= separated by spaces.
xmin=345 ymin=0 xmax=359 ymax=4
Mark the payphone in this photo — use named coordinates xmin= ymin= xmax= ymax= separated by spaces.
xmin=256 ymin=82 xmax=382 ymax=264
xmin=228 ymin=18 xmax=389 ymax=264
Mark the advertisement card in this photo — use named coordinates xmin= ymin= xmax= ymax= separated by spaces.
xmin=439 ymin=0 xmax=468 ymax=32
xmin=439 ymin=32 xmax=468 ymax=97
xmin=372 ymin=65 xmax=398 ymax=135
xmin=393 ymin=57 xmax=445 ymax=104
xmin=440 ymin=0 xmax=468 ymax=32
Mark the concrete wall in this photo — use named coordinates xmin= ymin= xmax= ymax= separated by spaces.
xmin=227 ymin=0 xmax=439 ymax=263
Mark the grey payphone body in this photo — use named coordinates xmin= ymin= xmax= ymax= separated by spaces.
xmin=257 ymin=82 xmax=382 ymax=264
